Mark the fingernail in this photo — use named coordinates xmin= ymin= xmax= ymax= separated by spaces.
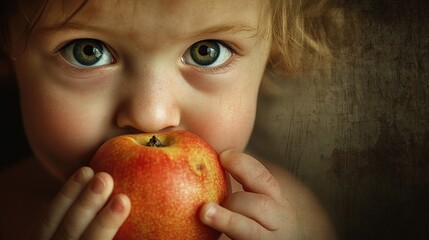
xmin=73 ymin=167 xmax=89 ymax=184
xmin=110 ymin=195 xmax=127 ymax=213
xmin=220 ymin=149 xmax=237 ymax=159
xmin=90 ymin=175 xmax=105 ymax=194
xmin=205 ymin=203 xmax=217 ymax=220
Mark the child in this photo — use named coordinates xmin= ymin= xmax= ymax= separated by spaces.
xmin=0 ymin=0 xmax=338 ymax=239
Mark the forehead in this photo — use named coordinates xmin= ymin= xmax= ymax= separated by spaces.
xmin=36 ymin=0 xmax=270 ymax=37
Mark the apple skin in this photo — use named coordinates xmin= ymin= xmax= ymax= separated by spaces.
xmin=89 ymin=130 xmax=229 ymax=240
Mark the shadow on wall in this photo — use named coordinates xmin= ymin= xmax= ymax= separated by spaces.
xmin=248 ymin=0 xmax=429 ymax=239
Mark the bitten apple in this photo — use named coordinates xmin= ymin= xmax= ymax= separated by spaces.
xmin=89 ymin=130 xmax=229 ymax=240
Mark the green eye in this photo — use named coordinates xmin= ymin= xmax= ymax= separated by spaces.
xmin=182 ymin=40 xmax=232 ymax=68
xmin=190 ymin=40 xmax=220 ymax=66
xmin=61 ymin=39 xmax=114 ymax=68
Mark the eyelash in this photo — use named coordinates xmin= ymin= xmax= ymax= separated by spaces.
xmin=181 ymin=40 xmax=239 ymax=73
xmin=58 ymin=39 xmax=116 ymax=68
xmin=55 ymin=38 xmax=239 ymax=73
xmin=188 ymin=58 xmax=237 ymax=74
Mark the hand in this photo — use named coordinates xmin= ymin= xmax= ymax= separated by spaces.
xmin=199 ymin=150 xmax=299 ymax=240
xmin=30 ymin=167 xmax=131 ymax=240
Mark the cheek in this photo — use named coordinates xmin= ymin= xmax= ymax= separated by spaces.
xmin=187 ymin=58 xmax=267 ymax=153
xmin=21 ymin=99 xmax=97 ymax=179
xmin=184 ymin=89 xmax=259 ymax=153
xmin=207 ymin=108 xmax=256 ymax=152
xmin=18 ymin=83 xmax=108 ymax=180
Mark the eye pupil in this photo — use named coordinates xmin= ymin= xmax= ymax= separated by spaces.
xmin=83 ymin=45 xmax=95 ymax=56
xmin=198 ymin=45 xmax=210 ymax=56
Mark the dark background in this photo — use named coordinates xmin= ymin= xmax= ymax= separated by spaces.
xmin=1 ymin=0 xmax=428 ymax=239
xmin=0 ymin=51 xmax=31 ymax=169
xmin=248 ymin=0 xmax=429 ymax=239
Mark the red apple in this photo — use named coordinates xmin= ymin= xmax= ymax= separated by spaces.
xmin=89 ymin=130 xmax=229 ymax=240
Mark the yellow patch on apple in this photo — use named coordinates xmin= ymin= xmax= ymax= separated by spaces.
xmin=90 ymin=130 xmax=230 ymax=240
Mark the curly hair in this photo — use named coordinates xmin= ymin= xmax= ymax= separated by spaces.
xmin=268 ymin=0 xmax=343 ymax=74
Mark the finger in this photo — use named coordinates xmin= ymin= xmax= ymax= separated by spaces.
xmin=200 ymin=202 xmax=266 ymax=240
xmin=30 ymin=167 xmax=94 ymax=240
xmin=220 ymin=150 xmax=282 ymax=201
xmin=53 ymin=172 xmax=114 ymax=239
xmin=222 ymin=191 xmax=280 ymax=231
xmin=81 ymin=194 xmax=131 ymax=240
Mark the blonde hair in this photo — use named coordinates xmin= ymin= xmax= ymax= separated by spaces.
xmin=1 ymin=0 xmax=343 ymax=76
xmin=268 ymin=0 xmax=343 ymax=74
xmin=255 ymin=0 xmax=343 ymax=95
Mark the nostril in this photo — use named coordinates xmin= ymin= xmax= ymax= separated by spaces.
xmin=119 ymin=126 xmax=143 ymax=135
xmin=137 ymin=111 xmax=179 ymax=133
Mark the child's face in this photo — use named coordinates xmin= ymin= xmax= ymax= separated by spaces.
xmin=9 ymin=0 xmax=271 ymax=180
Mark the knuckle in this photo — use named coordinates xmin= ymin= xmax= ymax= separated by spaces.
xmin=259 ymin=196 xmax=281 ymax=231
xmin=94 ymin=216 xmax=111 ymax=231
xmin=258 ymin=195 xmax=273 ymax=213
xmin=57 ymin=184 xmax=77 ymax=203
xmin=93 ymin=209 xmax=120 ymax=231
xmin=78 ymin=175 xmax=111 ymax=210
xmin=222 ymin=191 xmax=240 ymax=208
xmin=247 ymin=224 xmax=263 ymax=240
xmin=222 ymin=151 xmax=243 ymax=169
xmin=225 ymin=211 xmax=239 ymax=229
xmin=256 ymin=169 xmax=280 ymax=191
xmin=77 ymin=194 xmax=102 ymax=210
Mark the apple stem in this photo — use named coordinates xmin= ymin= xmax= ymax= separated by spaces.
xmin=146 ymin=135 xmax=163 ymax=147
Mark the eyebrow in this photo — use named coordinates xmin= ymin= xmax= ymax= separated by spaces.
xmin=37 ymin=22 xmax=103 ymax=34
xmin=189 ymin=24 xmax=259 ymax=38
xmin=38 ymin=22 xmax=259 ymax=39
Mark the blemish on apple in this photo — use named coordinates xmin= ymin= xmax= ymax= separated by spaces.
xmin=90 ymin=130 xmax=229 ymax=240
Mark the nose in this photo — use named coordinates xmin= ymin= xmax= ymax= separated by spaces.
xmin=116 ymin=70 xmax=181 ymax=133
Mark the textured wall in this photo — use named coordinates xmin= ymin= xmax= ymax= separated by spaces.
xmin=248 ymin=0 xmax=429 ymax=239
